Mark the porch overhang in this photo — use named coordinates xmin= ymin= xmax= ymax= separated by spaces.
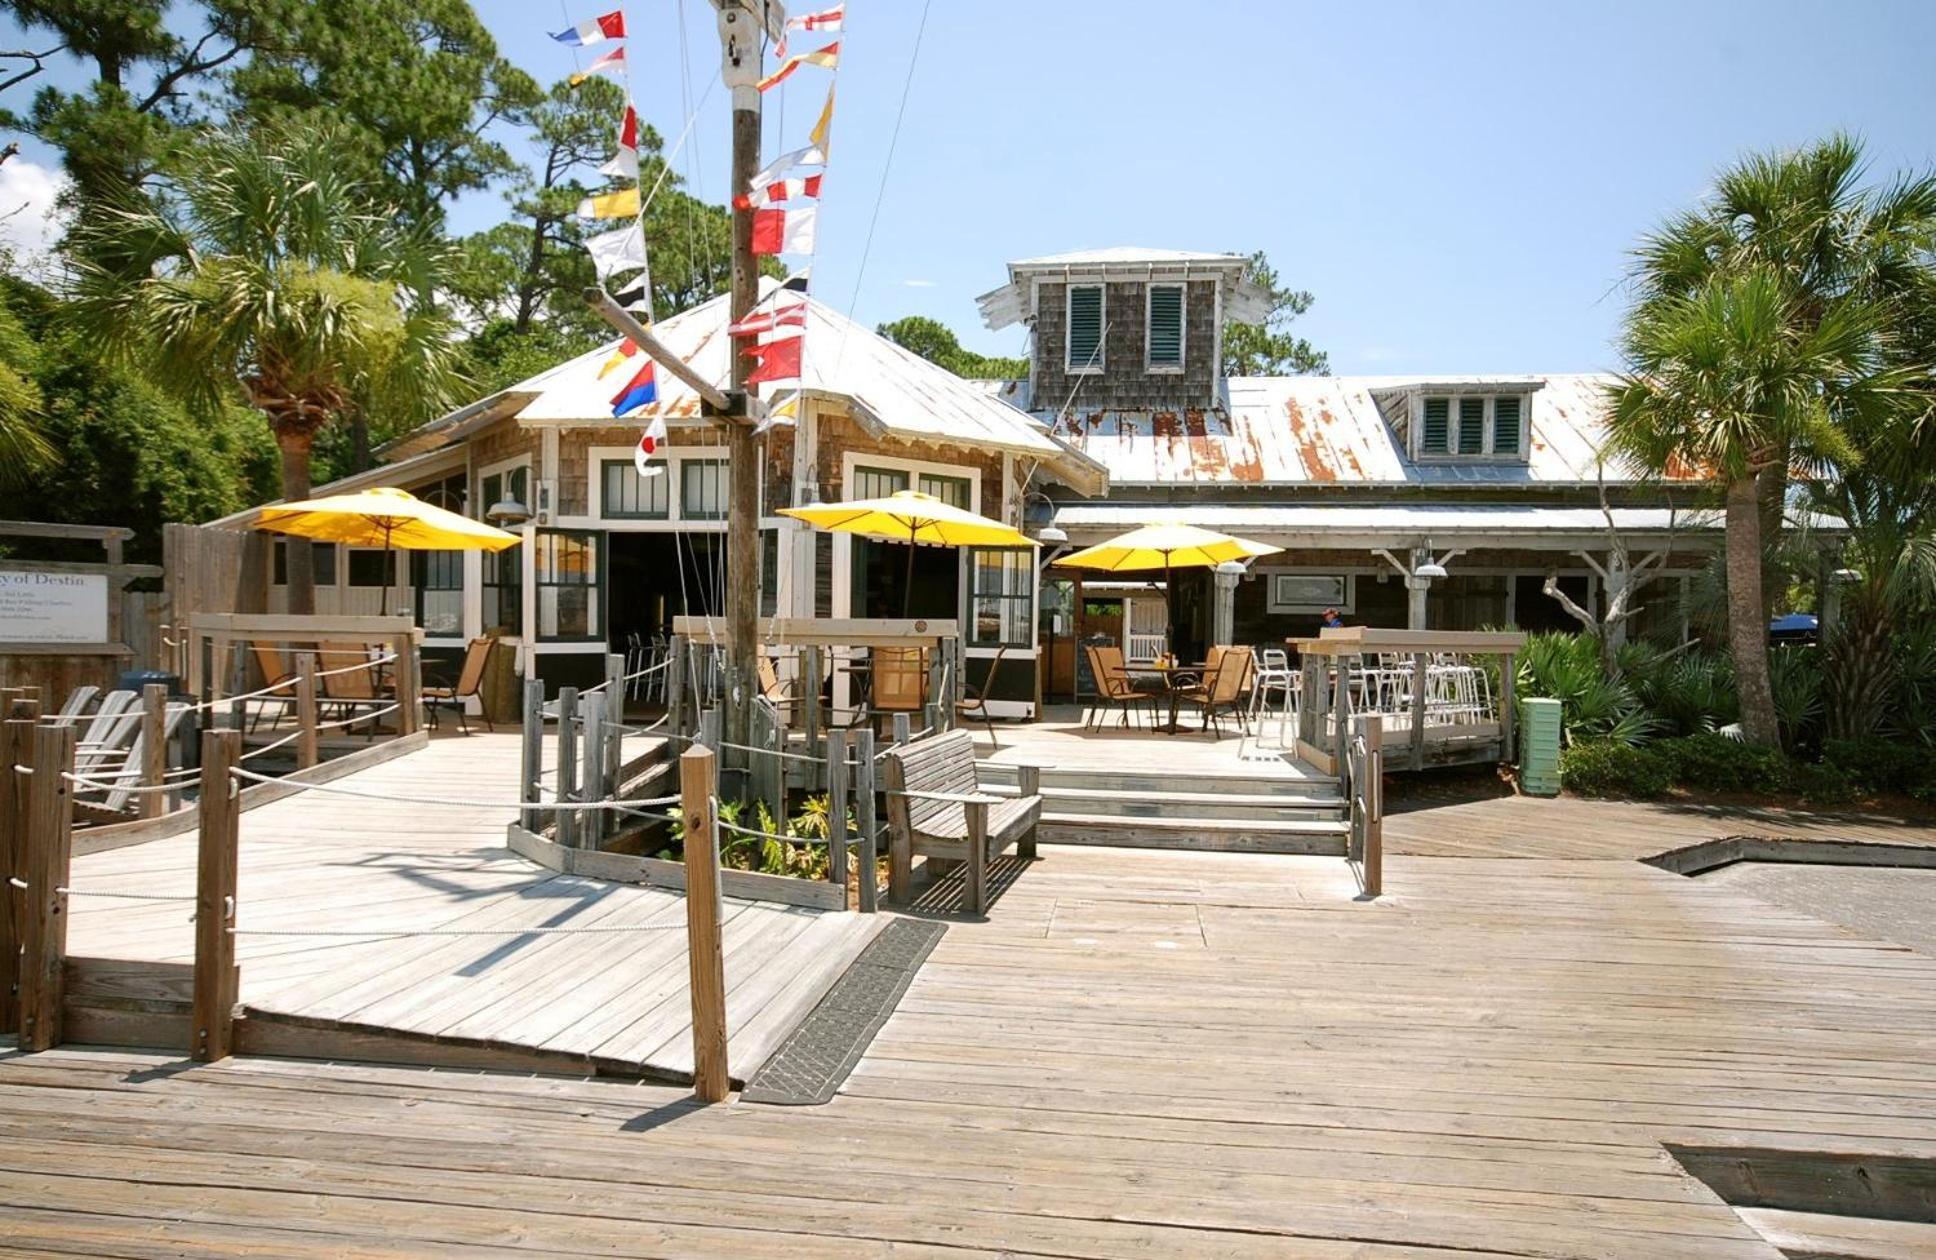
xmin=1046 ymin=503 xmax=1724 ymax=552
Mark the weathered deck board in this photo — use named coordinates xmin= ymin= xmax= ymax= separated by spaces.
xmin=60 ymin=733 xmax=880 ymax=1081
xmin=22 ymin=743 xmax=1936 ymax=1257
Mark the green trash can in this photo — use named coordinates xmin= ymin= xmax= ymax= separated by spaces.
xmin=1520 ymin=697 xmax=1562 ymax=797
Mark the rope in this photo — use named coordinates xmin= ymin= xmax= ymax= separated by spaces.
xmin=228 ymin=921 xmax=687 ymax=939
xmin=227 ymin=766 xmax=679 ymax=812
xmin=238 ymin=726 xmax=306 ymax=763
xmin=716 ymin=816 xmax=840 ymax=846
xmin=60 ymin=772 xmax=179 ymax=795
xmin=312 ymin=704 xmax=401 ymax=733
xmin=57 ymin=887 xmax=195 ymax=903
xmin=311 ymin=653 xmax=399 ymax=680
xmin=710 ymin=739 xmax=825 ymax=766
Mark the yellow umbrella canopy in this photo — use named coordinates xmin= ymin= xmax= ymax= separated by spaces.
xmin=1056 ymin=522 xmax=1282 ymax=656
xmin=254 ymin=486 xmax=520 ymax=615
xmin=778 ymin=490 xmax=1034 ymax=616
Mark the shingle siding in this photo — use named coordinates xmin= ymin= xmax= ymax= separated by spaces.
xmin=1032 ymin=278 xmax=1219 ymax=412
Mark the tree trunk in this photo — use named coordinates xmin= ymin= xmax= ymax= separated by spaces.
xmin=1823 ymin=585 xmax=1894 ymax=743
xmin=1756 ymin=459 xmax=1787 ymax=624
xmin=1725 ymin=474 xmax=1779 ymax=745
xmin=275 ymin=428 xmax=317 ymax=616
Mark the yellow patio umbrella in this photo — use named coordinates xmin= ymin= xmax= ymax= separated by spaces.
xmin=778 ymin=489 xmax=1034 ymax=615
xmin=1056 ymin=522 xmax=1283 ymax=654
xmin=254 ymin=485 xmax=521 ymax=615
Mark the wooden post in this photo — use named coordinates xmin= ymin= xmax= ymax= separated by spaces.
xmin=18 ymin=723 xmax=76 ymax=1052
xmin=699 ymin=706 xmax=721 ymax=751
xmin=294 ymin=652 xmax=319 ymax=771
xmin=1330 ymin=654 xmax=1352 ymax=774
xmin=604 ymin=653 xmax=626 ymax=807
xmin=679 ymin=745 xmax=729 ymax=1102
xmin=555 ymin=687 xmax=580 ymax=848
xmin=1409 ymin=651 xmax=1428 ymax=772
xmin=581 ymin=690 xmax=607 ymax=849
xmin=924 ymin=701 xmax=943 ymax=737
xmin=227 ymin=641 xmax=249 ymax=732
xmin=666 ymin=634 xmax=689 ymax=738
xmin=1499 ymin=651 xmax=1516 ymax=764
xmin=1017 ymin=763 xmax=1041 ymax=861
xmin=854 ymin=728 xmax=878 ymax=913
xmin=193 ymin=727 xmax=241 ymax=1062
xmin=827 ymin=730 xmax=849 ymax=909
xmin=1363 ymin=713 xmax=1383 ymax=898
xmin=520 ymin=676 xmax=544 ymax=835
xmin=0 ymin=700 xmax=35 ymax=1034
xmin=964 ymin=798 xmax=988 ymax=916
xmin=892 ymin=712 xmax=911 ymax=748
xmin=1298 ymin=657 xmax=1320 ymax=747
xmin=138 ymin=683 xmax=169 ymax=820
xmin=802 ymin=644 xmax=823 ymax=769
xmin=394 ymin=632 xmax=420 ymax=736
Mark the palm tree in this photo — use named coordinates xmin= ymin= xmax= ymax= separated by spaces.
xmin=1608 ymin=269 xmax=1890 ymax=746
xmin=66 ymin=121 xmax=466 ymax=612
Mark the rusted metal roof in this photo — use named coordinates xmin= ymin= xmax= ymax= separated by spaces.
xmin=504 ymin=289 xmax=1105 ymax=489
xmin=1049 ymin=503 xmax=1719 ymax=548
xmin=1009 ymin=373 xmax=1704 ymax=487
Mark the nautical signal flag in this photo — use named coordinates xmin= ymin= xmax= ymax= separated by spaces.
xmin=757 ymin=41 xmax=838 ymax=93
xmin=808 ymin=85 xmax=836 ymax=155
xmin=578 ymin=187 xmax=641 ymax=219
xmin=633 ymin=418 xmax=667 ymax=478
xmin=599 ymin=104 xmax=640 ymax=179
xmin=728 ymin=301 xmax=807 ymax=337
xmin=749 ymin=145 xmax=824 ymax=193
xmin=570 ymin=46 xmax=626 ymax=85
xmin=584 ymin=223 xmax=645 ymax=278
xmin=744 ymin=335 xmax=804 ymax=386
xmin=775 ymin=5 xmax=842 ymax=60
xmin=610 ymin=357 xmax=659 ymax=417
xmin=734 ymin=175 xmax=821 ymax=210
xmin=610 ymin=272 xmax=650 ymax=310
xmin=597 ymin=339 xmax=638 ymax=379
xmin=751 ymin=206 xmax=817 ymax=256
xmin=551 ymin=10 xmax=625 ymax=47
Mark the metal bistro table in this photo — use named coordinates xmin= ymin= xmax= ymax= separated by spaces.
xmin=1137 ymin=660 xmax=1205 ymax=736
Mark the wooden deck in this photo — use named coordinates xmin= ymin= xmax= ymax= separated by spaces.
xmin=60 ymin=733 xmax=882 ymax=1082
xmin=11 ymin=786 xmax=1936 ymax=1256
xmin=976 ymin=703 xmax=1329 ymax=780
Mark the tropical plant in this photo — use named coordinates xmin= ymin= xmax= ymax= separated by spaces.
xmin=1615 ymin=135 xmax=1936 ymax=746
xmin=1619 ymin=640 xmax=1736 ymax=737
xmin=1766 ymin=646 xmax=1825 ymax=753
xmin=0 ymin=290 xmax=56 ymax=487
xmin=64 ymin=120 xmax=466 ymax=611
xmin=1516 ymin=631 xmax=1661 ymax=746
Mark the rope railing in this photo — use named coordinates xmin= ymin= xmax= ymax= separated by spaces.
xmin=227 ymin=764 xmax=680 ymax=812
xmin=311 ymin=703 xmax=401 ymax=733
xmin=226 ymin=921 xmax=688 ymax=939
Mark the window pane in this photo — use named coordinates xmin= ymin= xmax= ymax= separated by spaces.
xmin=411 ymin=551 xmax=464 ymax=637
xmin=1421 ymin=397 xmax=1450 ymax=453
xmin=968 ymin=548 xmax=1032 ymax=648
xmin=1147 ymin=284 xmax=1183 ymax=367
xmin=1493 ymin=395 xmax=1522 ymax=453
xmin=315 ymin=543 xmax=336 ymax=587
xmin=535 ymin=530 xmax=602 ymax=640
xmin=602 ymin=459 xmax=668 ymax=518
xmin=851 ymin=465 xmax=909 ymax=501
xmin=681 ymin=460 xmax=727 ymax=520
xmin=481 ymin=545 xmax=522 ymax=636
xmin=347 ymin=550 xmax=396 ymax=588
xmin=1067 ymin=284 xmax=1103 ymax=370
xmin=916 ymin=473 xmax=970 ymax=509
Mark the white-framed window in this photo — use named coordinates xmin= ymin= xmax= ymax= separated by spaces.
xmin=1145 ymin=282 xmax=1184 ymax=371
xmin=1066 ymin=283 xmax=1104 ymax=373
xmin=1267 ymin=573 xmax=1354 ymax=614
xmin=967 ymin=547 xmax=1034 ymax=648
xmin=599 ymin=458 xmax=669 ymax=519
xmin=680 ymin=459 xmax=728 ymax=520
xmin=1417 ymin=394 xmax=1530 ymax=459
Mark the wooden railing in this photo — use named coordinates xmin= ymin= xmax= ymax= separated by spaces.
xmin=1290 ymin=628 xmax=1523 ymax=773
xmin=1344 ymin=713 xmax=1384 ymax=898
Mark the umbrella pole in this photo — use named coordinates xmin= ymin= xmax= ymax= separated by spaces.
xmin=379 ymin=523 xmax=393 ymax=618
xmin=1163 ymin=554 xmax=1173 ymax=662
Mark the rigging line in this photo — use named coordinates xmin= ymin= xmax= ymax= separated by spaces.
xmin=835 ymin=0 xmax=933 ymax=380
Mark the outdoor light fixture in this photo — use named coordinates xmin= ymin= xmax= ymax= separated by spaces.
xmin=1214 ymin=560 xmax=1247 ymax=575
xmin=1415 ymin=559 xmax=1448 ymax=580
xmin=1831 ymin=567 xmax=1861 ymax=584
xmin=485 ymin=495 xmax=532 ymax=527
xmin=1036 ymin=525 xmax=1068 ymax=544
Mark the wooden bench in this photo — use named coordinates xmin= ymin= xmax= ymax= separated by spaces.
xmin=882 ymin=730 xmax=1041 ymax=915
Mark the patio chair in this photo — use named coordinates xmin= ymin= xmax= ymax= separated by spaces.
xmin=1177 ymin=646 xmax=1254 ymax=740
xmin=756 ymin=654 xmax=804 ymax=725
xmin=249 ymin=643 xmax=300 ymax=732
xmin=46 ymin=685 xmax=100 ymax=729
xmin=956 ymin=648 xmax=1004 ymax=748
xmin=1251 ymin=647 xmax=1296 ymax=738
xmin=72 ymin=701 xmax=190 ymax=822
xmin=318 ymin=641 xmax=396 ymax=738
xmin=422 ymin=637 xmax=496 ymax=733
xmin=73 ymin=690 xmax=140 ymax=777
xmin=868 ymin=646 xmax=929 ymax=728
xmin=1083 ymin=643 xmax=1157 ymax=730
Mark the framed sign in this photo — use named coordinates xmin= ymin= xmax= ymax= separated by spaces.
xmin=1267 ymin=573 xmax=1354 ymax=615
xmin=0 ymin=570 xmax=111 ymax=643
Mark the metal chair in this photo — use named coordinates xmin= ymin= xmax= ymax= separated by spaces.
xmin=957 ymin=648 xmax=1005 ymax=748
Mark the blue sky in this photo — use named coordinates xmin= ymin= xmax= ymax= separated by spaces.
xmin=6 ymin=1 xmax=1935 ymax=373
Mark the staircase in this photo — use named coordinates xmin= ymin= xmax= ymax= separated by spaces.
xmin=976 ymin=762 xmax=1349 ymax=855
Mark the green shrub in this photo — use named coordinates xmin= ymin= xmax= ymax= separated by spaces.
xmin=1786 ymin=761 xmax=1857 ymax=806
xmin=1518 ymin=632 xmax=1660 ymax=746
xmin=1621 ymin=643 xmax=1736 ymax=736
xmin=1823 ymin=738 xmax=1936 ymax=803
xmin=1560 ymin=740 xmax=1672 ymax=798
xmin=1652 ymin=733 xmax=1791 ymax=794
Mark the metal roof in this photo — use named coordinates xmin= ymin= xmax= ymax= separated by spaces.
xmin=501 ymin=287 xmax=1106 ymax=490
xmin=1006 ymin=247 xmax=1251 ymax=269
xmin=980 ymin=248 xmax=1266 ymax=330
xmin=1013 ymin=372 xmax=1702 ymax=487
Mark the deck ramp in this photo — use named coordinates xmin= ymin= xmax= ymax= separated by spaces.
xmin=62 ymin=732 xmax=881 ymax=1083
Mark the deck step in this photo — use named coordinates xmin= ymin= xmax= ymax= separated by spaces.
xmin=1038 ymin=811 xmax=1350 ymax=855
xmin=977 ymin=764 xmax=1330 ymax=798
xmin=986 ymin=782 xmax=1345 ymax=821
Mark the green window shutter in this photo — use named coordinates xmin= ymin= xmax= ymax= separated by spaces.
xmin=1067 ymin=285 xmax=1103 ymax=370
xmin=1420 ymin=397 xmax=1450 ymax=453
xmin=1493 ymin=395 xmax=1522 ymax=454
xmin=1147 ymin=285 xmax=1183 ymax=367
xmin=1458 ymin=397 xmax=1486 ymax=454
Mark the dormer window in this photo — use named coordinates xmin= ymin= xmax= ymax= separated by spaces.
xmin=1066 ymin=284 xmax=1104 ymax=373
xmin=1146 ymin=283 xmax=1183 ymax=371
xmin=1417 ymin=393 xmax=1529 ymax=459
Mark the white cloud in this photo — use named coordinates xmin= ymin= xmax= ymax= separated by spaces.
xmin=899 ymin=278 xmax=936 ymax=288
xmin=0 ymin=158 xmax=71 ymax=270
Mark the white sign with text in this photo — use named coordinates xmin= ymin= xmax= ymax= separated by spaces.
xmin=0 ymin=570 xmax=110 ymax=643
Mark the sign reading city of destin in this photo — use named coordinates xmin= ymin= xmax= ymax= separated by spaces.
xmin=0 ymin=570 xmax=110 ymax=644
